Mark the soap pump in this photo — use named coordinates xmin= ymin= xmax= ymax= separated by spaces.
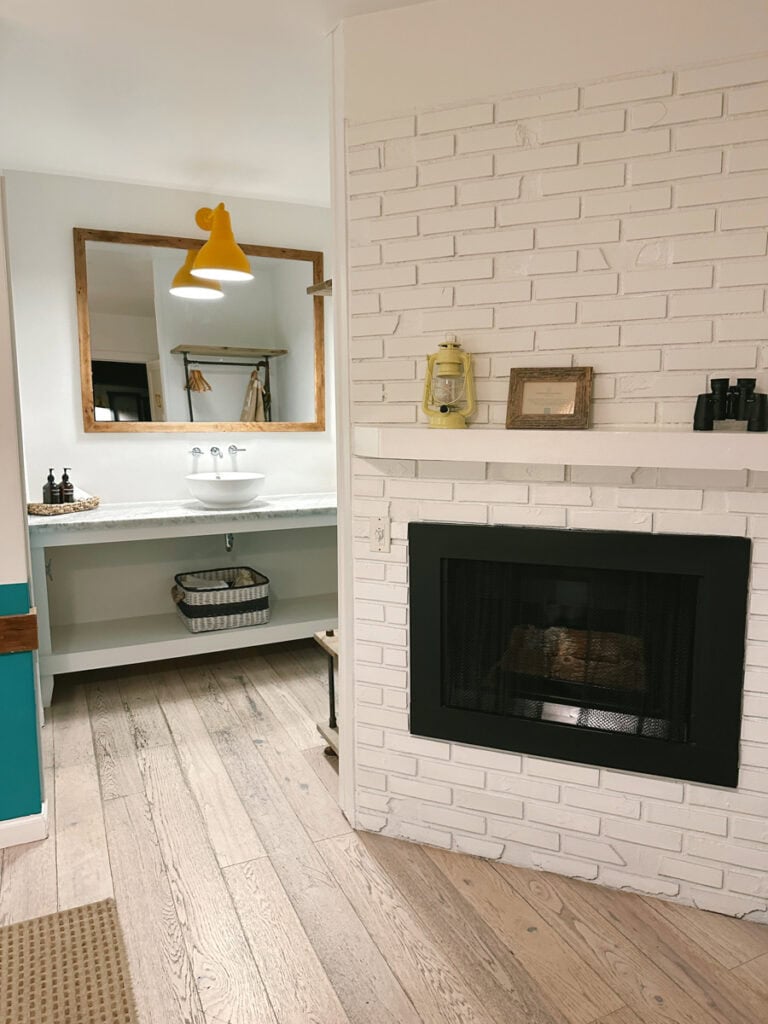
xmin=61 ymin=468 xmax=75 ymax=504
xmin=43 ymin=468 xmax=56 ymax=504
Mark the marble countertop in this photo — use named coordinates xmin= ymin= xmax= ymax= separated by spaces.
xmin=28 ymin=492 xmax=337 ymax=535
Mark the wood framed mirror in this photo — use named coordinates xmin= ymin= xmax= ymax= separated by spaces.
xmin=74 ymin=228 xmax=325 ymax=432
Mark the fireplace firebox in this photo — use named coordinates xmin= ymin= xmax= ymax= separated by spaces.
xmin=409 ymin=524 xmax=750 ymax=786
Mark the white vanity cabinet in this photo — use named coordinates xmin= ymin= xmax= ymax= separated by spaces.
xmin=29 ymin=493 xmax=338 ymax=707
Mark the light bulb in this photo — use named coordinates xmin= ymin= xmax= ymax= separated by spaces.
xmin=189 ymin=267 xmax=252 ymax=282
xmin=169 ymin=284 xmax=225 ymax=300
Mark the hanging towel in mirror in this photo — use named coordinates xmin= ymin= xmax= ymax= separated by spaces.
xmin=241 ymin=371 xmax=266 ymax=422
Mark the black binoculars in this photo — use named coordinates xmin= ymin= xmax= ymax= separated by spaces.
xmin=693 ymin=378 xmax=768 ymax=432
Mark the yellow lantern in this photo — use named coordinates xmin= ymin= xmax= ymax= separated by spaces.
xmin=422 ymin=335 xmax=476 ymax=429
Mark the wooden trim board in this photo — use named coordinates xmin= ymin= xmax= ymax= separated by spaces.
xmin=306 ymin=279 xmax=332 ymax=297
xmin=316 ymin=722 xmax=339 ymax=755
xmin=0 ymin=608 xmax=38 ymax=654
xmin=313 ymin=629 xmax=339 ymax=660
xmin=170 ymin=345 xmax=288 ymax=358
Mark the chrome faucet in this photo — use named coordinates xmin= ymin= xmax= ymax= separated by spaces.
xmin=188 ymin=447 xmax=204 ymax=456
xmin=228 ymin=445 xmax=246 ymax=456
xmin=210 ymin=446 xmax=223 ymax=459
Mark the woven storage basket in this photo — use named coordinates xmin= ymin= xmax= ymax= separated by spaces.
xmin=173 ymin=566 xmax=270 ymax=633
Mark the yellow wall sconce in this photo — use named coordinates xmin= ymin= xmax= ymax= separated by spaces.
xmin=191 ymin=203 xmax=254 ymax=282
xmin=422 ymin=335 xmax=476 ymax=429
xmin=169 ymin=250 xmax=224 ymax=300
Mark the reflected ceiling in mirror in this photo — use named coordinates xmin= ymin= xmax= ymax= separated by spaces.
xmin=75 ymin=228 xmax=325 ymax=432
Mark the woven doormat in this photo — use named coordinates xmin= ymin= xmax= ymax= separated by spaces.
xmin=0 ymin=899 xmax=139 ymax=1024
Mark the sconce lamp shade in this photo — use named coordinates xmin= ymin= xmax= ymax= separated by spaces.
xmin=169 ymin=250 xmax=224 ymax=300
xmin=191 ymin=203 xmax=254 ymax=282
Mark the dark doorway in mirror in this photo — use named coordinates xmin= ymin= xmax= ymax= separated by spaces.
xmin=92 ymin=360 xmax=151 ymax=422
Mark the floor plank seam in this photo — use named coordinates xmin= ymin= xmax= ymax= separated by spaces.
xmin=730 ymin=947 xmax=768 ymax=969
xmin=84 ymin=697 xmax=121 ymax=907
xmin=220 ymin=857 xmax=338 ymax=1024
xmin=314 ymin=837 xmax=427 ymax=1024
xmin=212 ymin=656 xmax=346 ymax=826
xmin=487 ymin=859 xmax=753 ymax=1024
xmin=98 ymin=675 xmax=230 ymax=1022
xmin=135 ymin=740 xmax=278 ymax=1024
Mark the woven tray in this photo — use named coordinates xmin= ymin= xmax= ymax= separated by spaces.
xmin=28 ymin=496 xmax=100 ymax=516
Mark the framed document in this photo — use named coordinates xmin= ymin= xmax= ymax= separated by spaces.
xmin=506 ymin=367 xmax=593 ymax=429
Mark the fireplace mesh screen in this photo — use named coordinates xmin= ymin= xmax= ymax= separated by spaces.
xmin=441 ymin=558 xmax=698 ymax=742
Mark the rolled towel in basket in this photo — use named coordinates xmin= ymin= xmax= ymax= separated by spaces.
xmin=178 ymin=573 xmax=229 ymax=590
xmin=231 ymin=567 xmax=256 ymax=587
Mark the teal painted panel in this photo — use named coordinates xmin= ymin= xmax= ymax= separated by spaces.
xmin=0 ymin=581 xmax=29 ymax=616
xmin=0 ymin=651 xmax=41 ymax=820
xmin=0 ymin=581 xmax=42 ymax=821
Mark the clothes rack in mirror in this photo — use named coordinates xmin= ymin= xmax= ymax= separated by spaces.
xmin=171 ymin=345 xmax=287 ymax=423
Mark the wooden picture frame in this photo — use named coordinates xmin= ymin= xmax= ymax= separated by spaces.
xmin=506 ymin=367 xmax=593 ymax=430
xmin=74 ymin=227 xmax=326 ymax=434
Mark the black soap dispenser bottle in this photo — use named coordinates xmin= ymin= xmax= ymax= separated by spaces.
xmin=43 ymin=468 xmax=56 ymax=504
xmin=61 ymin=468 xmax=75 ymax=504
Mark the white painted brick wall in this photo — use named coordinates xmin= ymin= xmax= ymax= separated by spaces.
xmin=345 ymin=54 xmax=768 ymax=923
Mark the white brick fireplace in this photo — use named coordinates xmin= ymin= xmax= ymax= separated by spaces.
xmin=341 ymin=51 xmax=768 ymax=921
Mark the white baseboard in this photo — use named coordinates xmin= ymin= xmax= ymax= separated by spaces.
xmin=0 ymin=802 xmax=48 ymax=849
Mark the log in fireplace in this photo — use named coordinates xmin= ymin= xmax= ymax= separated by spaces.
xmin=409 ymin=523 xmax=750 ymax=786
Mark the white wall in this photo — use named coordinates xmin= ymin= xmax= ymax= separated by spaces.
xmin=0 ymin=182 xmax=28 ymax=585
xmin=273 ymin=258 xmax=317 ymax=422
xmin=338 ymin=2 xmax=768 ymax=920
xmin=152 ymin=251 xmax=281 ymax=423
xmin=89 ymin=312 xmax=157 ymax=363
xmin=3 ymin=171 xmax=335 ymax=503
xmin=344 ymin=0 xmax=768 ymax=122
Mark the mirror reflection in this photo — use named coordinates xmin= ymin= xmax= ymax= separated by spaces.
xmin=76 ymin=230 xmax=325 ymax=432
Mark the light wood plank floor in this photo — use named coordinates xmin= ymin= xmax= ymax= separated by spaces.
xmin=1 ymin=639 xmax=767 ymax=1024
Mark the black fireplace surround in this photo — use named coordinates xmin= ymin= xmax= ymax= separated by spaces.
xmin=409 ymin=524 xmax=750 ymax=787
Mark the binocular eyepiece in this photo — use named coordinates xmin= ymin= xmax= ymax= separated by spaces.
xmin=694 ymin=378 xmax=768 ymax=432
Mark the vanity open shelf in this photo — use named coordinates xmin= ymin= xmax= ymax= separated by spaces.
xmin=29 ymin=493 xmax=338 ymax=706
xmin=47 ymin=593 xmax=338 ymax=674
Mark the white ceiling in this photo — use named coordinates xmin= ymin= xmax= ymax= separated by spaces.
xmin=0 ymin=0 xmax=429 ymax=207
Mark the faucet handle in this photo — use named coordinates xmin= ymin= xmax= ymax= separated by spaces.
xmin=189 ymin=447 xmax=204 ymax=456
xmin=228 ymin=445 xmax=246 ymax=455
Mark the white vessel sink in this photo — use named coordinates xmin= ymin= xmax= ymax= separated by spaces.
xmin=186 ymin=472 xmax=265 ymax=509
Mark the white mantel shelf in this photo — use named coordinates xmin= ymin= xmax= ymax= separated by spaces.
xmin=353 ymin=426 xmax=768 ymax=472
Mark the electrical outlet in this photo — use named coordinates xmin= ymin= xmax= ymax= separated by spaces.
xmin=370 ymin=516 xmax=391 ymax=553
